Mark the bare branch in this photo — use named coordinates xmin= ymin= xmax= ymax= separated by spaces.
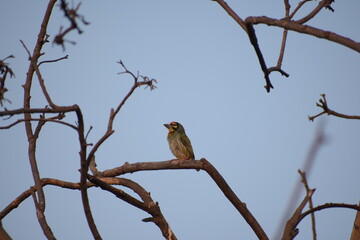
xmin=299 ymin=203 xmax=360 ymax=223
xmin=245 ymin=17 xmax=360 ymax=53
xmin=298 ymin=170 xmax=317 ymax=240
xmin=281 ymin=189 xmax=316 ymax=240
xmin=0 ymin=116 xmax=77 ymax=130
xmin=350 ymin=202 xmax=360 ymax=240
xmin=97 ymin=158 xmax=269 ymax=240
xmin=309 ymin=94 xmax=360 ymax=121
xmin=295 ymin=0 xmax=334 ymax=24
xmin=275 ymin=124 xmax=325 ymax=239
xmin=86 ymin=61 xmax=157 ymax=169
xmin=289 ymin=0 xmax=312 ymax=19
xmin=21 ymin=0 xmax=57 ymax=224
xmin=30 ymin=188 xmax=56 ymax=240
xmin=86 ymin=175 xmax=177 ymax=240
xmin=38 ymin=55 xmax=68 ymax=67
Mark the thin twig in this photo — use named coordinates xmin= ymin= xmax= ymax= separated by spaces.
xmin=0 ymin=117 xmax=77 ymax=130
xmin=86 ymin=61 xmax=157 ymax=168
xmin=299 ymin=203 xmax=360 ymax=223
xmin=295 ymin=0 xmax=334 ymax=24
xmin=289 ymin=0 xmax=313 ymax=19
xmin=298 ymin=170 xmax=317 ymax=240
xmin=38 ymin=55 xmax=68 ymax=67
xmin=309 ymin=94 xmax=360 ymax=121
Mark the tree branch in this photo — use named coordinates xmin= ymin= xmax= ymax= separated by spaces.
xmin=97 ymin=158 xmax=269 ymax=240
xmin=308 ymin=94 xmax=360 ymax=121
xmin=20 ymin=2 xmax=57 ymax=237
xmin=295 ymin=0 xmax=334 ymax=24
xmin=298 ymin=170 xmax=317 ymax=240
xmin=30 ymin=188 xmax=56 ymax=240
xmin=299 ymin=203 xmax=360 ymax=223
xmin=245 ymin=16 xmax=360 ymax=53
xmin=87 ymin=175 xmax=177 ymax=240
xmin=281 ymin=189 xmax=316 ymax=240
xmin=350 ymin=202 xmax=360 ymax=240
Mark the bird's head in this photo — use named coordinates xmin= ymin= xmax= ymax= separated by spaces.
xmin=164 ymin=121 xmax=185 ymax=134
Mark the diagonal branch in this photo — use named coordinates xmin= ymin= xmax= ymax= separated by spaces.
xmin=295 ymin=0 xmax=334 ymax=24
xmin=298 ymin=170 xmax=317 ymax=240
xmin=20 ymin=40 xmax=59 ymax=109
xmin=30 ymin=188 xmax=56 ymax=240
xmin=86 ymin=175 xmax=177 ymax=240
xmin=281 ymin=189 xmax=316 ymax=240
xmin=97 ymin=158 xmax=269 ymax=240
xmin=86 ymin=60 xmax=157 ymax=170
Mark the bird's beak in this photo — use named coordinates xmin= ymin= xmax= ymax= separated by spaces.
xmin=164 ymin=123 xmax=174 ymax=132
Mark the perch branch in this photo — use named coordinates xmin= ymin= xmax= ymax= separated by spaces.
xmin=97 ymin=158 xmax=269 ymax=240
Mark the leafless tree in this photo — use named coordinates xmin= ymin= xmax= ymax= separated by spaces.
xmin=1 ymin=1 xmax=359 ymax=240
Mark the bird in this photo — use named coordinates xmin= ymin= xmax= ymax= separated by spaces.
xmin=164 ymin=121 xmax=195 ymax=160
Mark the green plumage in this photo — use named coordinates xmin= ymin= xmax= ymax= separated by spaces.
xmin=164 ymin=122 xmax=195 ymax=160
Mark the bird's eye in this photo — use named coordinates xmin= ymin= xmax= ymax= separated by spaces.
xmin=170 ymin=122 xmax=178 ymax=128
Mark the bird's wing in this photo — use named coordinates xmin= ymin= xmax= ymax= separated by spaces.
xmin=180 ymin=135 xmax=195 ymax=159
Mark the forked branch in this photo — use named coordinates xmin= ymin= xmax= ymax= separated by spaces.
xmin=95 ymin=158 xmax=269 ymax=240
xmin=308 ymin=94 xmax=360 ymax=121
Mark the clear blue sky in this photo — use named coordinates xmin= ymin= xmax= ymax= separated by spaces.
xmin=1 ymin=0 xmax=359 ymax=239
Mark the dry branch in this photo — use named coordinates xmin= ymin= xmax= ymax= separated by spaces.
xmin=298 ymin=170 xmax=316 ymax=240
xmin=213 ymin=0 xmax=359 ymax=92
xmin=21 ymin=1 xmax=58 ymax=237
xmin=244 ymin=17 xmax=360 ymax=53
xmin=309 ymin=94 xmax=360 ymax=121
xmin=350 ymin=202 xmax=360 ymax=240
xmin=97 ymin=158 xmax=269 ymax=240
xmin=87 ymin=175 xmax=177 ymax=240
xmin=281 ymin=189 xmax=316 ymax=240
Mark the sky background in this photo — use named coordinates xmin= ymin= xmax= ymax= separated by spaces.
xmin=1 ymin=0 xmax=359 ymax=239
